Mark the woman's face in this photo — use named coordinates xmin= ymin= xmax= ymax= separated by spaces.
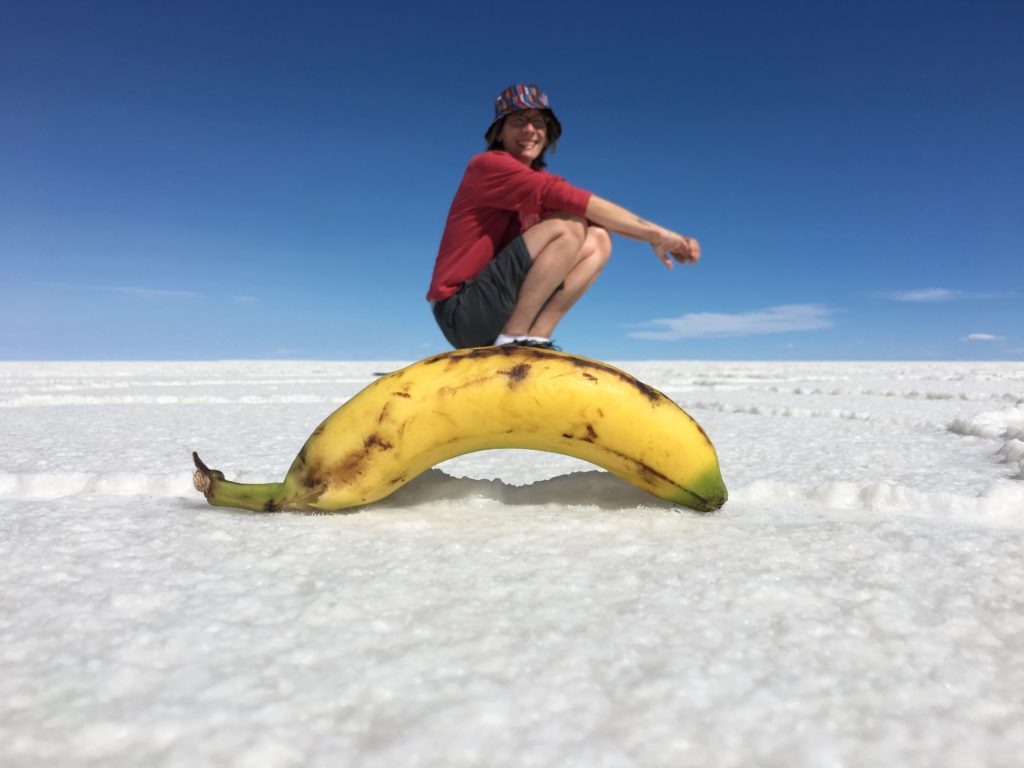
xmin=498 ymin=109 xmax=548 ymax=166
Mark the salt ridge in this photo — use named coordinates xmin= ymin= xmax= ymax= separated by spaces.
xmin=765 ymin=386 xmax=1022 ymax=404
xmin=948 ymin=405 xmax=1024 ymax=479
xmin=688 ymin=400 xmax=874 ymax=421
xmin=0 ymin=376 xmax=378 ymax=393
xmin=732 ymin=478 xmax=1024 ymax=521
xmin=0 ymin=394 xmax=348 ymax=408
xmin=0 ymin=471 xmax=194 ymax=499
xmin=3 ymin=468 xmax=1021 ymax=519
xmin=6 ymin=387 xmax=1019 ymax=409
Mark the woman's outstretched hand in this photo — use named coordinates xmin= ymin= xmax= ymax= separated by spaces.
xmin=652 ymin=232 xmax=701 ymax=269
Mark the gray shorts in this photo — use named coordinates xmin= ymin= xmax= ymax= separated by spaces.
xmin=432 ymin=235 xmax=533 ymax=348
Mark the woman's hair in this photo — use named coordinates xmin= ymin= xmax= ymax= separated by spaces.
xmin=485 ymin=113 xmax=559 ymax=170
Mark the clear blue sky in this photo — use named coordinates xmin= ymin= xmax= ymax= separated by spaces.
xmin=2 ymin=0 xmax=1021 ymax=360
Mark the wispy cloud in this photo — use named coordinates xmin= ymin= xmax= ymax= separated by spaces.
xmin=233 ymin=295 xmax=260 ymax=304
xmin=33 ymin=281 xmax=205 ymax=300
xmin=879 ymin=288 xmax=962 ymax=302
xmin=878 ymin=288 xmax=1010 ymax=302
xmin=111 ymin=285 xmax=203 ymax=300
xmin=627 ymin=304 xmax=835 ymax=341
xmin=964 ymin=333 xmax=1005 ymax=341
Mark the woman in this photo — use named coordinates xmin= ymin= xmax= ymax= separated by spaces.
xmin=428 ymin=83 xmax=700 ymax=350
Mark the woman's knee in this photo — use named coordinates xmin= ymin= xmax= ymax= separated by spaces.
xmin=586 ymin=226 xmax=613 ymax=267
xmin=523 ymin=212 xmax=587 ymax=258
xmin=544 ymin=212 xmax=587 ymax=244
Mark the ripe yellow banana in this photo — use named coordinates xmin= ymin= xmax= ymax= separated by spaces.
xmin=192 ymin=346 xmax=728 ymax=513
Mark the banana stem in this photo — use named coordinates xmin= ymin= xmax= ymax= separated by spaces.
xmin=192 ymin=452 xmax=284 ymax=512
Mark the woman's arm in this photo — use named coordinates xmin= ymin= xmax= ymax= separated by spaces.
xmin=584 ymin=194 xmax=701 ymax=269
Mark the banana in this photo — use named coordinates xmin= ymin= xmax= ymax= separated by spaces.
xmin=192 ymin=346 xmax=728 ymax=513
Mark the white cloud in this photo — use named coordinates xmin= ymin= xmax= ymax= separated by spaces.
xmin=879 ymin=288 xmax=1012 ymax=303
xmin=964 ymin=333 xmax=1005 ymax=341
xmin=880 ymin=288 xmax=962 ymax=302
xmin=111 ymin=286 xmax=203 ymax=300
xmin=627 ymin=304 xmax=835 ymax=341
xmin=32 ymin=281 xmax=204 ymax=300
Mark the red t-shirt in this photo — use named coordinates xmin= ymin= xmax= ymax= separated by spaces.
xmin=427 ymin=150 xmax=592 ymax=301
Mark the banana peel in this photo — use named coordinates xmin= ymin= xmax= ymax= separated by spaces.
xmin=193 ymin=346 xmax=728 ymax=513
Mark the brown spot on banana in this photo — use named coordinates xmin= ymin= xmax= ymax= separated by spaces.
xmin=436 ymin=375 xmax=496 ymax=398
xmin=321 ymin=433 xmax=394 ymax=487
xmin=498 ymin=363 xmax=531 ymax=388
xmin=364 ymin=434 xmax=393 ymax=451
xmin=442 ymin=347 xmax=664 ymax=404
xmin=560 ymin=423 xmax=599 ymax=443
xmin=433 ymin=345 xmax=546 ymax=368
xmin=301 ymin=465 xmax=323 ymax=489
xmin=441 ymin=348 xmax=671 ymax=407
xmin=565 ymin=357 xmax=662 ymax=404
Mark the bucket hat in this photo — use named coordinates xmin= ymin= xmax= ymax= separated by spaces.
xmin=485 ymin=83 xmax=562 ymax=143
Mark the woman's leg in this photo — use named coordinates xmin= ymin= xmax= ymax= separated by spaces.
xmin=500 ymin=214 xmax=610 ymax=339
xmin=527 ymin=225 xmax=611 ymax=339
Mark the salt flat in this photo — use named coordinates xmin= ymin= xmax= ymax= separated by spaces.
xmin=2 ymin=360 xmax=1022 ymax=767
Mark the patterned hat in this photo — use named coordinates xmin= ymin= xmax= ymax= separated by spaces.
xmin=485 ymin=83 xmax=562 ymax=142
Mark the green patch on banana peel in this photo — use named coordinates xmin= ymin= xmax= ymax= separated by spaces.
xmin=192 ymin=452 xmax=285 ymax=512
xmin=670 ymin=468 xmax=729 ymax=512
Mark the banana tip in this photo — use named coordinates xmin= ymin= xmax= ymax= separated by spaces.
xmin=192 ymin=451 xmax=208 ymax=472
xmin=193 ymin=469 xmax=211 ymax=495
xmin=192 ymin=452 xmax=215 ymax=496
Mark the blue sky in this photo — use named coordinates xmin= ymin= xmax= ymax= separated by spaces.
xmin=2 ymin=0 xmax=1021 ymax=361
